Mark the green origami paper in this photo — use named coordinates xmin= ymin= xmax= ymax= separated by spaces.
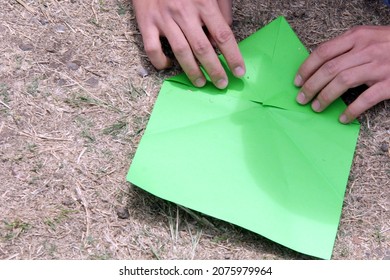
xmin=127 ymin=17 xmax=360 ymax=259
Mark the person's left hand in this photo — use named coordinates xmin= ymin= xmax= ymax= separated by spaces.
xmin=294 ymin=26 xmax=390 ymax=124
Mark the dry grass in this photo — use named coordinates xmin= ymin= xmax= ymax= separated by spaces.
xmin=0 ymin=0 xmax=389 ymax=260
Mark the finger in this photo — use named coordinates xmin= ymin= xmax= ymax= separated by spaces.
xmin=201 ymin=9 xmax=246 ymax=78
xmin=295 ymin=32 xmax=355 ymax=87
xmin=142 ymin=26 xmax=172 ymax=70
xmin=297 ymin=50 xmax=371 ymax=105
xmin=212 ymin=0 xmax=233 ymax=47
xmin=217 ymin=0 xmax=233 ymax=26
xmin=339 ymin=81 xmax=390 ymax=124
xmin=176 ymin=18 xmax=229 ymax=89
xmin=208 ymin=33 xmax=217 ymax=48
xmin=163 ymin=21 xmax=207 ymax=87
xmin=309 ymin=63 xmax=373 ymax=112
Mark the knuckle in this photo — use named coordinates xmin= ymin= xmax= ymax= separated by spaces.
xmin=320 ymin=92 xmax=332 ymax=104
xmin=172 ymin=42 xmax=189 ymax=57
xmin=192 ymin=40 xmax=211 ymax=56
xmin=373 ymin=83 xmax=389 ymax=102
xmin=213 ymin=28 xmax=234 ymax=45
xmin=166 ymin=1 xmax=184 ymax=15
xmin=297 ymin=66 xmax=309 ymax=81
xmin=207 ymin=68 xmax=224 ymax=80
xmin=193 ymin=0 xmax=209 ymax=8
xmin=360 ymin=90 xmax=379 ymax=107
xmin=144 ymin=44 xmax=160 ymax=57
xmin=344 ymin=106 xmax=358 ymax=120
xmin=337 ymin=71 xmax=354 ymax=87
xmin=186 ymin=68 xmax=201 ymax=79
xmin=364 ymin=44 xmax=382 ymax=59
xmin=303 ymin=81 xmax=316 ymax=95
xmin=322 ymin=60 xmax=339 ymax=76
xmin=314 ymin=43 xmax=331 ymax=60
xmin=348 ymin=26 xmax=367 ymax=38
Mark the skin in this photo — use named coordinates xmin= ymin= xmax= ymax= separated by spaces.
xmin=295 ymin=26 xmax=390 ymax=124
xmin=133 ymin=1 xmax=390 ymax=123
xmin=132 ymin=0 xmax=245 ymax=89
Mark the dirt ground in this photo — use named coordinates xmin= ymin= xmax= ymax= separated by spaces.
xmin=0 ymin=0 xmax=389 ymax=260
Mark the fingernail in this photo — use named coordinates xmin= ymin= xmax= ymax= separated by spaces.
xmin=194 ymin=77 xmax=206 ymax=87
xmin=216 ymin=78 xmax=228 ymax=89
xmin=296 ymin=92 xmax=306 ymax=104
xmin=234 ymin=66 xmax=245 ymax=77
xmin=339 ymin=114 xmax=348 ymax=124
xmin=312 ymin=100 xmax=321 ymax=112
xmin=294 ymin=74 xmax=303 ymax=86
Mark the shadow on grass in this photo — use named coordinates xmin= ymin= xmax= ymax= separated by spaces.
xmin=127 ymin=184 xmax=316 ymax=260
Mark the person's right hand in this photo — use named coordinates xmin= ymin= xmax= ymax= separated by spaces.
xmin=132 ymin=0 xmax=246 ymax=89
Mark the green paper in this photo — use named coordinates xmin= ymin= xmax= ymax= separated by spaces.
xmin=127 ymin=17 xmax=360 ymax=259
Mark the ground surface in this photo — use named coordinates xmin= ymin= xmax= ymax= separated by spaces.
xmin=0 ymin=0 xmax=389 ymax=260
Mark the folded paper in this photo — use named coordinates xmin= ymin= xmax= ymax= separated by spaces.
xmin=127 ymin=17 xmax=360 ymax=259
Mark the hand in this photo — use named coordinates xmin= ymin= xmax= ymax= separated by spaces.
xmin=132 ymin=0 xmax=245 ymax=89
xmin=294 ymin=26 xmax=390 ymax=123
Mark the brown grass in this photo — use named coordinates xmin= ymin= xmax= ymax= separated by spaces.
xmin=0 ymin=0 xmax=389 ymax=260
